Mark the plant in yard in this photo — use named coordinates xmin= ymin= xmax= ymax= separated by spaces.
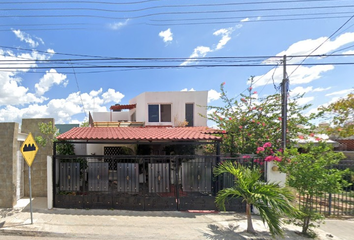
xmin=318 ymin=92 xmax=354 ymax=138
xmin=213 ymin=161 xmax=297 ymax=237
xmin=277 ymin=142 xmax=349 ymax=236
xmin=207 ymin=79 xmax=317 ymax=155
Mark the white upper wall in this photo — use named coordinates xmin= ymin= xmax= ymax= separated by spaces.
xmin=129 ymin=91 xmax=208 ymax=127
xmin=92 ymin=111 xmax=130 ymax=122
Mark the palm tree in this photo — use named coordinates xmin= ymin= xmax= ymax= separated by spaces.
xmin=214 ymin=161 xmax=296 ymax=237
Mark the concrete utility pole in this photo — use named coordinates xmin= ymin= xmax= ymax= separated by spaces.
xmin=281 ymin=55 xmax=289 ymax=150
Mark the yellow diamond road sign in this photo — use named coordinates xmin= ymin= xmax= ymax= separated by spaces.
xmin=21 ymin=132 xmax=39 ymax=167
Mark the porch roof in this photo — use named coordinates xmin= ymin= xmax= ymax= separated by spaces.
xmin=56 ymin=126 xmax=222 ymax=141
xmin=110 ymin=104 xmax=136 ymax=111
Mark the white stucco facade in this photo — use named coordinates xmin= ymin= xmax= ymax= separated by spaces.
xmin=91 ymin=91 xmax=208 ymax=127
xmin=129 ymin=91 xmax=208 ymax=127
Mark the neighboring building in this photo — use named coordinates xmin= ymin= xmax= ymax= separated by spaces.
xmin=55 ymin=124 xmax=79 ymax=134
xmin=90 ymin=90 xmax=208 ymax=128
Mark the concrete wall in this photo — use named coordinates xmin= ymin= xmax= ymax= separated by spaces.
xmin=21 ymin=118 xmax=54 ymax=197
xmin=0 ymin=122 xmax=18 ymax=207
xmin=91 ymin=112 xmax=130 ymax=122
xmin=129 ymin=91 xmax=208 ymax=127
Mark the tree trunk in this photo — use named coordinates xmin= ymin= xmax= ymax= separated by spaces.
xmin=246 ymin=203 xmax=256 ymax=234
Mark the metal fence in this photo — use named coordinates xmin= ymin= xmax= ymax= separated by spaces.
xmin=53 ymin=154 xmax=265 ymax=211
xmin=298 ymin=160 xmax=354 ymax=216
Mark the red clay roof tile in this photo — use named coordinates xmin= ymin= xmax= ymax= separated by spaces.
xmin=57 ymin=126 xmax=221 ymax=141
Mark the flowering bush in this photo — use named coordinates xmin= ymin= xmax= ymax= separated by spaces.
xmin=207 ymin=78 xmax=318 ymax=156
xmin=256 ymin=142 xmax=282 ymax=162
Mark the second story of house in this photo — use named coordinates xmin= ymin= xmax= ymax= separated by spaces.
xmin=90 ymin=90 xmax=208 ymax=127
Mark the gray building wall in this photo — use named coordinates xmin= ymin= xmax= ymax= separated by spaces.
xmin=0 ymin=122 xmax=19 ymax=207
xmin=22 ymin=118 xmax=54 ymax=197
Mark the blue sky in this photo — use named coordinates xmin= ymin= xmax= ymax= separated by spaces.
xmin=0 ymin=0 xmax=353 ymax=125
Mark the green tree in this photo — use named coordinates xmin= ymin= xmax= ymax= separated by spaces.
xmin=208 ymin=80 xmax=317 ymax=155
xmin=319 ymin=92 xmax=354 ymax=138
xmin=213 ymin=161 xmax=296 ymax=237
xmin=277 ymin=142 xmax=349 ymax=235
xmin=35 ymin=121 xmax=58 ymax=148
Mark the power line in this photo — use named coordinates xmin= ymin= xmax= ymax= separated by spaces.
xmin=289 ymin=14 xmax=354 ymax=77
xmin=2 ymin=4 xmax=354 ymax=20
xmin=0 ymin=62 xmax=353 ymax=70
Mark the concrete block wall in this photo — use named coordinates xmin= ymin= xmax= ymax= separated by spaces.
xmin=21 ymin=118 xmax=54 ymax=197
xmin=0 ymin=123 xmax=18 ymax=208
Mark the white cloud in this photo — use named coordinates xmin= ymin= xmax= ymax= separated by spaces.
xmin=326 ymin=89 xmax=353 ymax=96
xmin=0 ymin=50 xmax=51 ymax=106
xmin=159 ymin=28 xmax=173 ymax=43
xmin=108 ymin=19 xmax=129 ymax=30
xmin=296 ymin=96 xmax=314 ymax=105
xmin=102 ymin=88 xmax=125 ymax=104
xmin=343 ymin=50 xmax=354 ymax=54
xmin=252 ymin=32 xmax=354 ymax=88
xmin=252 ymin=64 xmax=334 ymax=88
xmin=47 ymin=49 xmax=55 ymax=54
xmin=208 ymin=89 xmax=221 ymax=103
xmin=181 ymin=26 xmax=238 ymax=66
xmin=181 ymin=46 xmax=212 ymax=66
xmin=313 ymin=87 xmax=331 ymax=92
xmin=290 ymin=86 xmax=331 ymax=96
xmin=35 ymin=69 xmax=68 ymax=96
xmin=12 ymin=29 xmax=44 ymax=48
xmin=0 ymin=88 xmax=126 ymax=123
xmin=181 ymin=88 xmax=196 ymax=91
xmin=241 ymin=18 xmax=250 ymax=22
xmin=213 ymin=27 xmax=234 ymax=50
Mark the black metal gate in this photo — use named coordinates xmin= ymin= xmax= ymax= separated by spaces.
xmin=53 ymin=155 xmax=253 ymax=211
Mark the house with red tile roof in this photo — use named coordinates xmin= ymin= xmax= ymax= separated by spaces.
xmin=53 ymin=91 xmax=238 ymax=211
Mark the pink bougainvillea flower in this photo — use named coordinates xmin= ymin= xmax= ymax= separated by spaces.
xmin=260 ymin=162 xmax=264 ymax=165
xmin=249 ymin=87 xmax=253 ymax=91
xmin=241 ymin=98 xmax=246 ymax=102
xmin=257 ymin=147 xmax=265 ymax=152
xmin=298 ymin=135 xmax=304 ymax=139
xmin=338 ymin=128 xmax=342 ymax=132
xmin=309 ymin=133 xmax=315 ymax=137
xmin=219 ymin=117 xmax=223 ymax=120
xmin=222 ymin=130 xmax=226 ymax=133
xmin=239 ymin=126 xmax=243 ymax=129
xmin=278 ymin=148 xmax=283 ymax=153
xmin=274 ymin=156 xmax=282 ymax=162
xmin=265 ymin=156 xmax=274 ymax=162
xmin=315 ymin=137 xmax=322 ymax=141
xmin=242 ymin=155 xmax=251 ymax=158
xmin=252 ymin=107 xmax=256 ymax=110
xmin=257 ymin=122 xmax=260 ymax=124
xmin=262 ymin=122 xmax=266 ymax=126
xmin=251 ymin=119 xmax=255 ymax=123
xmin=229 ymin=117 xmax=232 ymax=120
xmin=263 ymin=142 xmax=272 ymax=148
xmin=278 ymin=117 xmax=282 ymax=121
xmin=253 ymin=91 xmax=257 ymax=94
xmin=222 ymin=82 xmax=225 ymax=85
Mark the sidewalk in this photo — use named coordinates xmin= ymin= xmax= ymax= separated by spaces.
xmin=0 ymin=198 xmax=352 ymax=239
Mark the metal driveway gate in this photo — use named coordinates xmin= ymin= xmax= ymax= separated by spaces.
xmin=53 ymin=154 xmax=253 ymax=211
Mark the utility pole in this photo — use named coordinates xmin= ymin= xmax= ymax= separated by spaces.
xmin=281 ymin=55 xmax=288 ymax=150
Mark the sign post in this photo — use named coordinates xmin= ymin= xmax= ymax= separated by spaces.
xmin=20 ymin=132 xmax=39 ymax=224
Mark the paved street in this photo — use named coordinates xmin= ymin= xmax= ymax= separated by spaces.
xmin=0 ymin=198 xmax=353 ymax=240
